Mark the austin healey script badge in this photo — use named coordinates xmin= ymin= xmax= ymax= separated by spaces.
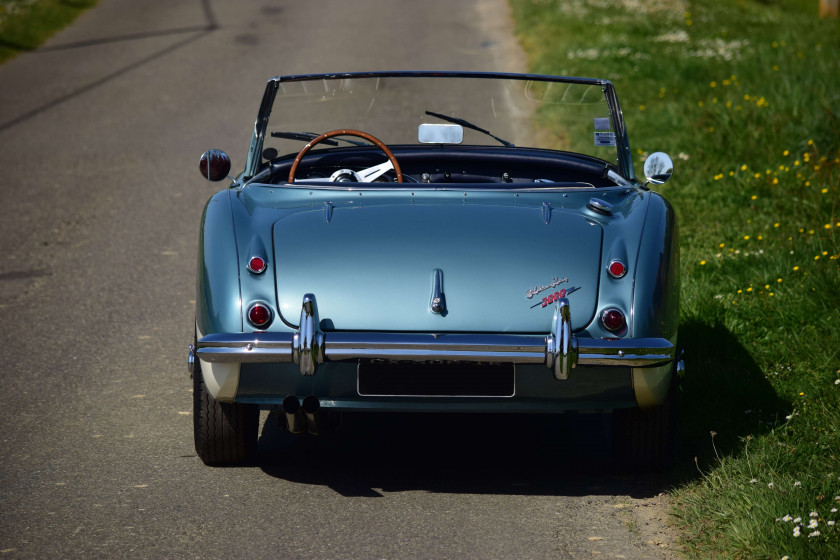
xmin=525 ymin=277 xmax=580 ymax=309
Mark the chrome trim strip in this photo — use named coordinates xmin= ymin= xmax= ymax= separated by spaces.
xmin=430 ymin=269 xmax=445 ymax=314
xmin=195 ymin=295 xmax=675 ymax=376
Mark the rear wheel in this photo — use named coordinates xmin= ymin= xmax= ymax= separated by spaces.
xmin=611 ymin=366 xmax=677 ymax=472
xmin=193 ymin=359 xmax=258 ymax=466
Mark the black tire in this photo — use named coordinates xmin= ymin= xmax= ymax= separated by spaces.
xmin=611 ymin=366 xmax=677 ymax=472
xmin=193 ymin=359 xmax=258 ymax=466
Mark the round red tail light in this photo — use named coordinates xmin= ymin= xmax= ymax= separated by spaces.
xmin=247 ymin=303 xmax=272 ymax=328
xmin=600 ymin=308 xmax=626 ymax=332
xmin=607 ymin=260 xmax=627 ymax=278
xmin=247 ymin=256 xmax=267 ymax=274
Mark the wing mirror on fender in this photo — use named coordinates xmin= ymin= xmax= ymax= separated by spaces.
xmin=199 ymin=149 xmax=232 ymax=182
xmin=643 ymin=152 xmax=674 ymax=186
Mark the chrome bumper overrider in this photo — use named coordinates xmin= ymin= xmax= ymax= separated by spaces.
xmin=195 ymin=294 xmax=674 ymax=381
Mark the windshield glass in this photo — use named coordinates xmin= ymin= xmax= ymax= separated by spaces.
xmin=255 ymin=73 xmax=625 ymax=172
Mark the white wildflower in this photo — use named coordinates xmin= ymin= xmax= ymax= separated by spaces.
xmin=810 ymin=511 xmax=819 ymax=517
xmin=768 ymin=482 xmax=775 ymax=489
xmin=808 ymin=530 xmax=821 ymax=537
xmin=782 ymin=515 xmax=792 ymax=522
xmin=793 ymin=526 xmax=801 ymax=537
xmin=808 ymin=519 xmax=818 ymax=529
xmin=750 ymin=478 xmax=757 ymax=483
xmin=794 ymin=517 xmax=802 ymax=524
xmin=652 ymin=30 xmax=690 ymax=43
xmin=835 ymin=379 xmax=839 ymax=385
xmin=831 ymin=508 xmax=838 ymax=513
xmin=794 ymin=481 xmax=801 ymax=487
xmin=828 ymin=520 xmax=836 ymax=526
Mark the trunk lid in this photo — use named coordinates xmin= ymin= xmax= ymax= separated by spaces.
xmin=273 ymin=200 xmax=602 ymax=333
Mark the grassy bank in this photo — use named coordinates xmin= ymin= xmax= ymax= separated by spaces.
xmin=0 ymin=0 xmax=98 ymax=63
xmin=509 ymin=0 xmax=840 ymax=557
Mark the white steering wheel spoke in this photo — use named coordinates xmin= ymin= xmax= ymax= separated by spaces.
xmin=356 ymin=160 xmax=394 ymax=182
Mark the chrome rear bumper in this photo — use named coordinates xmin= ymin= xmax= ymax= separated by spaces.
xmin=196 ymin=294 xmax=674 ymax=380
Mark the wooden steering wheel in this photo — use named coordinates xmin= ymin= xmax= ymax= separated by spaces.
xmin=287 ymin=129 xmax=403 ymax=183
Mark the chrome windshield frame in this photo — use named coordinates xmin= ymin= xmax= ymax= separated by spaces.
xmin=242 ymin=71 xmax=634 ymax=182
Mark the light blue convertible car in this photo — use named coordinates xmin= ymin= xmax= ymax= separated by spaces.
xmin=190 ymin=72 xmax=682 ymax=469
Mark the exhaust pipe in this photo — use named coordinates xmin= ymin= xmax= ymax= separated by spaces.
xmin=302 ymin=396 xmax=321 ymax=436
xmin=282 ymin=395 xmax=304 ymax=435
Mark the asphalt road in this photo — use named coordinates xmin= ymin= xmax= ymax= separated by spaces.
xmin=0 ymin=1 xmax=677 ymax=558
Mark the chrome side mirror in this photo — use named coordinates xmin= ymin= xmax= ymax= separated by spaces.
xmin=199 ymin=149 xmax=232 ymax=182
xmin=643 ymin=152 xmax=674 ymax=186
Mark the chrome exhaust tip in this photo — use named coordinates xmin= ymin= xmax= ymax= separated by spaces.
xmin=187 ymin=345 xmax=196 ymax=375
xmin=282 ymin=395 xmax=304 ymax=435
xmin=302 ymin=396 xmax=321 ymax=436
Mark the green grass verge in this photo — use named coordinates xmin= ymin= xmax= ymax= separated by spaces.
xmin=0 ymin=0 xmax=99 ymax=63
xmin=510 ymin=0 xmax=840 ymax=557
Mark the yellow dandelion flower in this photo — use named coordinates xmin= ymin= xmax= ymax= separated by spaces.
xmin=729 ymin=171 xmax=735 ymax=176
xmin=723 ymin=79 xmax=731 ymax=86
xmin=821 ymin=188 xmax=828 ymax=194
xmin=772 ymin=65 xmax=779 ymax=72
xmin=765 ymin=284 xmax=770 ymax=289
xmin=744 ymin=235 xmax=750 ymax=240
xmin=744 ymin=94 xmax=750 ymax=101
xmin=686 ymin=19 xmax=692 ymax=25
xmin=783 ymin=150 xmax=790 ymax=156
xmin=700 ymin=260 xmax=706 ymax=265
xmin=793 ymin=266 xmax=799 ymax=271
xmin=826 ymin=224 xmax=832 ymax=229
xmin=773 ymin=178 xmax=779 ymax=185
xmin=741 ymin=164 xmax=748 ymax=171
xmin=758 ymin=235 xmax=763 ymax=240
xmin=710 ymin=81 xmax=717 ymax=88
xmin=725 ymin=101 xmax=732 ymax=108
xmin=823 ymin=251 xmax=828 ymax=256
xmin=639 ymin=105 xmax=645 ymax=111
xmin=773 ymin=223 xmax=780 ymax=228
xmin=698 ymin=101 xmax=704 ymax=107
xmin=815 ymin=165 xmax=821 ymax=170
xmin=747 ymin=287 xmax=753 ymax=292
xmin=769 ymin=293 xmax=774 ymax=296
xmin=719 ymin=243 xmax=725 ymax=248
xmin=815 ymin=255 xmax=820 ymax=260
xmin=809 ymin=230 xmax=815 ymax=234
xmin=737 ymin=289 xmax=743 ymax=294
xmin=777 ymin=278 xmax=783 ymax=283
xmin=754 ymin=173 xmax=761 ymax=179
xmin=772 ymin=41 xmax=778 ymax=48
xmin=794 ymin=160 xmax=800 ymax=166
xmin=808 ymin=139 xmax=814 ymax=145
xmin=751 ymin=195 xmax=757 ymax=200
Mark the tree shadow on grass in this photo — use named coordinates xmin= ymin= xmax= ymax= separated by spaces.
xmin=673 ymin=317 xmax=790 ymax=480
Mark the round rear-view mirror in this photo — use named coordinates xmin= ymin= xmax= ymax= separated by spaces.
xmin=643 ymin=152 xmax=674 ymax=185
xmin=199 ymin=149 xmax=232 ymax=182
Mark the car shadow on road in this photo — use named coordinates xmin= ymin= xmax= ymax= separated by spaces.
xmin=257 ymin=410 xmax=667 ymax=499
